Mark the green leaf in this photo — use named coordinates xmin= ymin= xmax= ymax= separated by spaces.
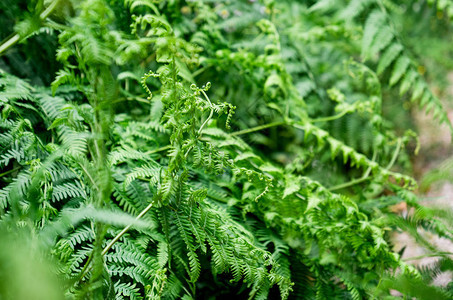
xmin=377 ymin=43 xmax=403 ymax=75
xmin=389 ymin=56 xmax=411 ymax=86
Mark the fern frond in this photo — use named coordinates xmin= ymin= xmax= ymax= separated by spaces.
xmin=52 ymin=181 xmax=88 ymax=203
xmin=125 ymin=165 xmax=160 ymax=187
xmin=114 ymin=281 xmax=142 ymax=300
xmin=361 ymin=9 xmax=453 ymax=131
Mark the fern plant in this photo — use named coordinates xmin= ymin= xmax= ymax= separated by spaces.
xmin=1 ymin=0 xmax=453 ymax=299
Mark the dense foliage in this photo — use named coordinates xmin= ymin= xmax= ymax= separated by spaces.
xmin=1 ymin=0 xmax=453 ymax=299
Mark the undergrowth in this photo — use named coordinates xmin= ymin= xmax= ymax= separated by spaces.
xmin=1 ymin=0 xmax=453 ymax=299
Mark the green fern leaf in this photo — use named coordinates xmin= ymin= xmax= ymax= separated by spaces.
xmin=389 ymin=56 xmax=411 ymax=86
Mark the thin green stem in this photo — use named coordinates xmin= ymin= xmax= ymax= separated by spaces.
xmin=386 ymin=138 xmax=402 ymax=170
xmin=230 ymin=121 xmax=286 ymax=137
xmin=0 ymin=0 xmax=61 ymax=55
xmin=291 ymin=122 xmax=306 ymax=131
xmin=329 ymin=150 xmax=377 ymax=191
xmin=192 ymin=65 xmax=212 ymax=78
xmin=76 ymin=201 xmax=155 ymax=283
xmin=102 ymin=201 xmax=155 ymax=255
xmin=292 ymin=121 xmax=386 ymax=192
xmin=198 ymin=90 xmax=214 ymax=136
xmin=40 ymin=0 xmax=61 ymax=20
xmin=311 ymin=110 xmax=348 ymax=123
xmin=403 ymin=252 xmax=453 ymax=261
xmin=327 ymin=138 xmax=402 ymax=191
xmin=0 ymin=166 xmax=21 ymax=178
xmin=328 ymin=176 xmax=369 ymax=192
xmin=73 ymin=252 xmax=93 ymax=284
xmin=76 ymin=161 xmax=99 ymax=192
xmin=144 ymin=145 xmax=171 ymax=155
xmin=372 ymin=264 xmax=385 ymax=300
xmin=0 ymin=34 xmax=20 ymax=56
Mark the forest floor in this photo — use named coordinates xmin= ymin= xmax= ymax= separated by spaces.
xmin=393 ymin=72 xmax=453 ymax=286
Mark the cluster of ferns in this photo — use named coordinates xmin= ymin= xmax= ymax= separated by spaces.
xmin=1 ymin=0 xmax=453 ymax=299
